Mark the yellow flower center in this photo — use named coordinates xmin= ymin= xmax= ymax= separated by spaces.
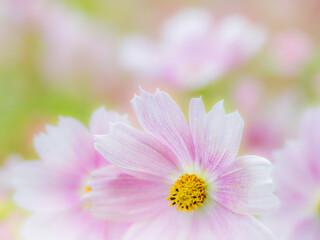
xmin=85 ymin=185 xmax=92 ymax=193
xmin=167 ymin=174 xmax=207 ymax=212
xmin=83 ymin=185 xmax=92 ymax=208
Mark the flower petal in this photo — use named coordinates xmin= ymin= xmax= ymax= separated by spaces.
xmin=123 ymin=209 xmax=188 ymax=240
xmin=34 ymin=117 xmax=95 ymax=171
xmin=131 ymin=89 xmax=194 ymax=167
xmin=94 ymin=122 xmax=180 ymax=180
xmin=84 ymin=165 xmax=169 ymax=221
xmin=189 ymin=98 xmax=244 ymax=171
xmin=123 ymin=203 xmax=276 ymax=240
xmin=13 ymin=161 xmax=80 ymax=213
xmin=89 ymin=106 xmax=130 ymax=135
xmin=288 ymin=217 xmax=320 ymax=240
xmin=213 ymin=155 xmax=279 ymax=215
xmin=197 ymin=203 xmax=276 ymax=240
xmin=300 ymin=107 xmax=320 ymax=181
xmin=21 ymin=210 xmax=129 ymax=240
xmin=274 ymin=140 xmax=317 ymax=196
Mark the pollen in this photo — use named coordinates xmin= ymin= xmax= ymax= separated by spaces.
xmin=167 ymin=174 xmax=207 ymax=213
xmin=85 ymin=185 xmax=92 ymax=193
xmin=83 ymin=185 xmax=92 ymax=208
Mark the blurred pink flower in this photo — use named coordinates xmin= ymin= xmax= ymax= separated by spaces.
xmin=262 ymin=107 xmax=320 ymax=240
xmin=85 ymin=89 xmax=278 ymax=239
xmin=2 ymin=0 xmax=116 ymax=91
xmin=270 ymin=30 xmax=313 ymax=77
xmin=119 ymin=9 xmax=266 ymax=90
xmin=0 ymin=211 xmax=25 ymax=240
xmin=0 ymin=154 xmax=22 ymax=201
xmin=38 ymin=5 xmax=115 ymax=90
xmin=233 ymin=79 xmax=299 ymax=160
xmin=0 ymin=223 xmax=11 ymax=240
xmin=13 ymin=107 xmax=130 ymax=240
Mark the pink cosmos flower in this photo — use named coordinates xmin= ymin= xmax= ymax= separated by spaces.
xmin=85 ymin=89 xmax=279 ymax=240
xmin=262 ymin=107 xmax=320 ymax=240
xmin=232 ymin=78 xmax=299 ymax=160
xmin=3 ymin=0 xmax=115 ymax=91
xmin=13 ymin=107 xmax=130 ymax=240
xmin=119 ymin=9 xmax=266 ymax=90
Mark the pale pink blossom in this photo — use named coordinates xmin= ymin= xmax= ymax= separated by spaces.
xmin=262 ymin=107 xmax=320 ymax=240
xmin=119 ymin=9 xmax=266 ymax=90
xmin=38 ymin=4 xmax=115 ymax=90
xmin=270 ymin=30 xmax=313 ymax=77
xmin=233 ymin=79 xmax=299 ymax=160
xmin=13 ymin=107 xmax=130 ymax=240
xmin=85 ymin=89 xmax=279 ymax=240
xmin=1 ymin=0 xmax=115 ymax=91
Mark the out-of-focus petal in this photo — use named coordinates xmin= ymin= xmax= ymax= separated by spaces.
xmin=161 ymin=9 xmax=212 ymax=46
xmin=21 ymin=210 xmax=129 ymax=240
xmin=89 ymin=106 xmax=129 ymax=135
xmin=84 ymin=165 xmax=168 ymax=221
xmin=13 ymin=161 xmax=80 ymax=213
xmin=288 ymin=217 xmax=320 ymax=240
xmin=300 ymin=107 xmax=320 ymax=181
xmin=34 ymin=117 xmax=95 ymax=171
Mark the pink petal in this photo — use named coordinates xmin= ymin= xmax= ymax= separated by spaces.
xmin=123 ymin=202 xmax=276 ymax=240
xmin=288 ymin=217 xmax=320 ymax=240
xmin=131 ymin=89 xmax=194 ymax=167
xmin=275 ymin=140 xmax=318 ymax=197
xmin=123 ymin=208 xmax=187 ymax=240
xmin=12 ymin=161 xmax=80 ymax=213
xmin=189 ymin=98 xmax=244 ymax=171
xmin=89 ymin=106 xmax=130 ymax=135
xmin=199 ymin=203 xmax=276 ymax=240
xmin=84 ymin=165 xmax=168 ymax=221
xmin=213 ymin=155 xmax=279 ymax=215
xmin=21 ymin=210 xmax=129 ymax=240
xmin=34 ymin=117 xmax=96 ymax=172
xmin=300 ymin=107 xmax=320 ymax=181
xmin=94 ymin=122 xmax=180 ymax=180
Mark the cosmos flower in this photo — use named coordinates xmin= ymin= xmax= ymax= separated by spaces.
xmin=119 ymin=9 xmax=266 ymax=90
xmin=1 ymin=0 xmax=115 ymax=92
xmin=262 ymin=107 xmax=320 ymax=240
xmin=12 ymin=107 xmax=130 ymax=240
xmin=232 ymin=78 xmax=299 ymax=160
xmin=85 ymin=89 xmax=279 ymax=240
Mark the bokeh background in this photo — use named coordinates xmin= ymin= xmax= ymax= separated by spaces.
xmin=0 ymin=0 xmax=320 ymax=238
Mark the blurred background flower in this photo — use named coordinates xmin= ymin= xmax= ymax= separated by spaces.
xmin=119 ymin=9 xmax=266 ymax=90
xmin=0 ymin=154 xmax=26 ymax=240
xmin=0 ymin=0 xmax=320 ymax=239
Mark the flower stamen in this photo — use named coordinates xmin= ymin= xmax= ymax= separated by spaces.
xmin=85 ymin=185 xmax=92 ymax=193
xmin=167 ymin=174 xmax=207 ymax=212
